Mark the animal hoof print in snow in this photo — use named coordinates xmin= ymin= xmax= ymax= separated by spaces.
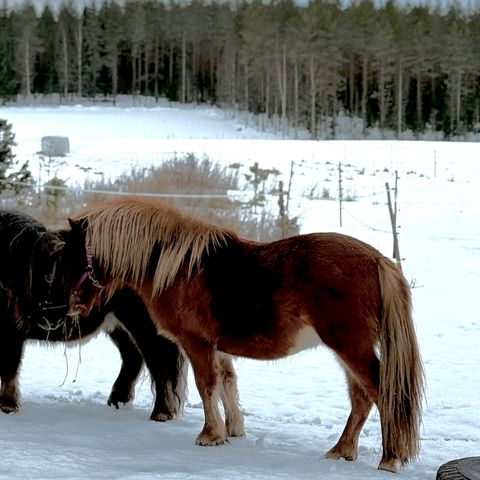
xmin=437 ymin=457 xmax=480 ymax=480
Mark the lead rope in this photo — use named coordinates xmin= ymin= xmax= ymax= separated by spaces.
xmin=61 ymin=245 xmax=102 ymax=387
xmin=72 ymin=319 xmax=82 ymax=383
xmin=59 ymin=317 xmax=83 ymax=387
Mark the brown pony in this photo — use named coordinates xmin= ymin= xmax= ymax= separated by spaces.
xmin=70 ymin=196 xmax=424 ymax=473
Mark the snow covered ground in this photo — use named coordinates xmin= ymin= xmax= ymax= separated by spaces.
xmin=0 ymin=100 xmax=479 ymax=480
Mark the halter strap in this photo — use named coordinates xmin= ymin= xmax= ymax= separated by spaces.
xmin=72 ymin=246 xmax=103 ymax=311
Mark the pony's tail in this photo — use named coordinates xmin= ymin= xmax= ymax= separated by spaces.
xmin=377 ymin=257 xmax=425 ymax=466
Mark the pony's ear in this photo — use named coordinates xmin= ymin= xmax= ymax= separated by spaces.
xmin=68 ymin=217 xmax=88 ymax=231
xmin=68 ymin=217 xmax=80 ymax=229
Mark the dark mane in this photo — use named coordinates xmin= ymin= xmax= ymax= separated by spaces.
xmin=0 ymin=211 xmax=62 ymax=307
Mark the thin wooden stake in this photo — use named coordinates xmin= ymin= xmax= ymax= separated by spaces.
xmin=386 ymin=181 xmax=402 ymax=270
xmin=338 ymin=161 xmax=343 ymax=227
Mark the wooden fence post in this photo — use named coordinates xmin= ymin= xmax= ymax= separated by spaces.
xmin=338 ymin=161 xmax=343 ymax=227
xmin=386 ymin=177 xmax=402 ymax=270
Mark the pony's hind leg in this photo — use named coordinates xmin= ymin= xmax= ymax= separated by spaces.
xmin=336 ymin=350 xmax=404 ymax=472
xmin=218 ymin=354 xmax=245 ymax=438
xmin=325 ymin=370 xmax=374 ymax=462
xmin=147 ymin=338 xmax=187 ymax=422
xmin=107 ymin=289 xmax=187 ymax=421
xmin=182 ymin=338 xmax=227 ymax=446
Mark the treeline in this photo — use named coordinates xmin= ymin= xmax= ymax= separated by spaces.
xmin=1 ymin=0 xmax=480 ymax=138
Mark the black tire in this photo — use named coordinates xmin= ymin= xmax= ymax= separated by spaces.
xmin=437 ymin=457 xmax=480 ymax=480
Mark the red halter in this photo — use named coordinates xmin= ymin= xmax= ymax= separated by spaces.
xmin=72 ymin=246 xmax=103 ymax=311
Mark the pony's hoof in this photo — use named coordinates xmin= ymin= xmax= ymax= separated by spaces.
xmin=107 ymin=389 xmax=133 ymax=409
xmin=107 ymin=399 xmax=121 ymax=409
xmin=150 ymin=411 xmax=174 ymax=422
xmin=325 ymin=446 xmax=357 ymax=462
xmin=226 ymin=419 xmax=246 ymax=438
xmin=195 ymin=431 xmax=228 ymax=446
xmin=378 ymin=458 xmax=400 ymax=473
xmin=0 ymin=403 xmax=19 ymax=414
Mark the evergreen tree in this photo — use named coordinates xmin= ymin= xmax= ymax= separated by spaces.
xmin=99 ymin=1 xmax=124 ymax=99
xmin=12 ymin=4 xmax=40 ymax=98
xmin=35 ymin=6 xmax=59 ymax=94
xmin=0 ymin=119 xmax=32 ymax=194
xmin=82 ymin=5 xmax=101 ymax=97
xmin=0 ymin=4 xmax=17 ymax=101
xmin=57 ymin=3 xmax=78 ymax=97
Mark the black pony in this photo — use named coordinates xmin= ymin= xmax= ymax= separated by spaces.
xmin=0 ymin=210 xmax=186 ymax=420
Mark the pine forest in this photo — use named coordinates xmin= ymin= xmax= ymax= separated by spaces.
xmin=1 ymin=0 xmax=480 ymax=138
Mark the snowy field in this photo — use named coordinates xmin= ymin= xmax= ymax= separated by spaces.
xmin=0 ymin=100 xmax=479 ymax=480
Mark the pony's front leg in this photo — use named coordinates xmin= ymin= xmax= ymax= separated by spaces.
xmin=182 ymin=339 xmax=226 ymax=446
xmin=0 ymin=326 xmax=25 ymax=414
xmin=106 ymin=326 xmax=143 ymax=408
xmin=0 ymin=373 xmax=20 ymax=414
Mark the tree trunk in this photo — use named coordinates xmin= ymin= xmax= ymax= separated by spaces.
xmin=309 ymin=53 xmax=316 ymax=138
xmin=231 ymin=49 xmax=236 ymax=108
xmin=181 ymin=32 xmax=186 ymax=103
xmin=61 ymin=26 xmax=68 ymax=97
xmin=294 ymin=57 xmax=299 ymax=138
xmin=331 ymin=65 xmax=337 ymax=138
xmin=131 ymin=47 xmax=137 ymax=94
xmin=191 ymin=41 xmax=196 ymax=102
xmin=430 ymin=72 xmax=436 ymax=128
xmin=349 ymin=51 xmax=354 ymax=113
xmin=24 ymin=34 xmax=31 ymax=96
xmin=244 ymin=60 xmax=248 ymax=111
xmin=378 ymin=61 xmax=386 ymax=129
xmin=265 ymin=62 xmax=270 ymax=118
xmin=397 ymin=61 xmax=403 ymax=138
xmin=416 ymin=72 xmax=422 ymax=130
xmin=209 ymin=45 xmax=216 ymax=101
xmin=153 ymin=36 xmax=159 ymax=100
xmin=280 ymin=44 xmax=288 ymax=136
xmin=361 ymin=54 xmax=368 ymax=132
xmin=456 ymin=68 xmax=462 ymax=132
xmin=144 ymin=44 xmax=150 ymax=96
xmin=275 ymin=43 xmax=287 ymax=136
xmin=169 ymin=42 xmax=174 ymax=86
xmin=111 ymin=46 xmax=118 ymax=104
xmin=76 ymin=18 xmax=83 ymax=96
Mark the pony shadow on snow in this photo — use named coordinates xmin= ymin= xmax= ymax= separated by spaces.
xmin=0 ymin=209 xmax=187 ymax=421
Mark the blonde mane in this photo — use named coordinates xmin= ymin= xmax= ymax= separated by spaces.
xmin=76 ymin=197 xmax=233 ymax=296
